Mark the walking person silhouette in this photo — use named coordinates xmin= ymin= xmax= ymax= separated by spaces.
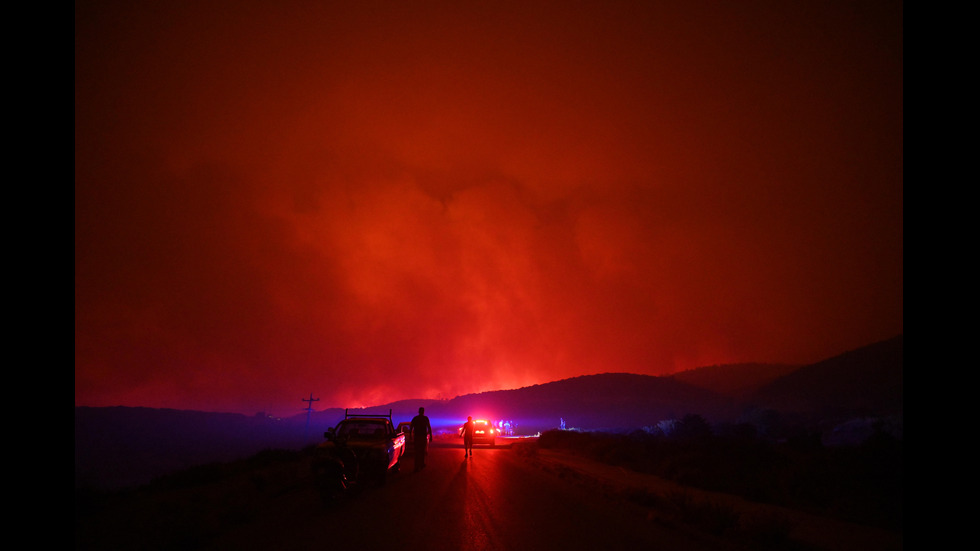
xmin=410 ymin=407 xmax=432 ymax=471
xmin=461 ymin=416 xmax=475 ymax=457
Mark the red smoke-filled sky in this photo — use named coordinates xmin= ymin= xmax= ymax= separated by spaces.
xmin=75 ymin=1 xmax=903 ymax=418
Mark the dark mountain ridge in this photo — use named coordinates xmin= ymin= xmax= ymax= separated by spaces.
xmin=76 ymin=335 xmax=902 ymax=490
xmin=668 ymin=362 xmax=802 ymax=397
xmin=309 ymin=373 xmax=738 ymax=432
xmin=747 ymin=335 xmax=903 ymax=419
xmin=442 ymin=372 xmax=738 ymax=431
xmin=74 ymin=406 xmax=313 ymax=491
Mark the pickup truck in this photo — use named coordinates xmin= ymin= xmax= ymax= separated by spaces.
xmin=312 ymin=409 xmax=406 ymax=501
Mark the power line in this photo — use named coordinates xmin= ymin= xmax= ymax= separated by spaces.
xmin=302 ymin=392 xmax=319 ymax=439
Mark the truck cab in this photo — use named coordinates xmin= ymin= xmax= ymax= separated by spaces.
xmin=313 ymin=409 xmax=407 ymax=500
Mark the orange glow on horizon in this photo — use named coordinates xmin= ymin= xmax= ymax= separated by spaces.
xmin=75 ymin=1 xmax=902 ymax=417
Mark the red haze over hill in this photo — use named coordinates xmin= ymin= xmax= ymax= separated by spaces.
xmin=75 ymin=1 xmax=903 ymax=418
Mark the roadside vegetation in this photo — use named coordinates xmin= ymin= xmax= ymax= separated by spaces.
xmin=529 ymin=414 xmax=902 ymax=535
xmin=77 ymin=416 xmax=901 ymax=550
xmin=76 ymin=448 xmax=314 ymax=551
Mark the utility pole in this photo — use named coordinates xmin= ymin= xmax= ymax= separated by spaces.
xmin=303 ymin=392 xmax=319 ymax=440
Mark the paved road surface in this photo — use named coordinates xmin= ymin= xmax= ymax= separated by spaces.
xmin=205 ymin=443 xmax=738 ymax=551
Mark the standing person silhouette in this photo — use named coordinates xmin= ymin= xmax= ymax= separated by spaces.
xmin=410 ymin=407 xmax=432 ymax=472
xmin=461 ymin=416 xmax=475 ymax=457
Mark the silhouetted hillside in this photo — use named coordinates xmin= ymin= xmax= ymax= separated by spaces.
xmin=75 ymin=406 xmax=312 ymax=491
xmin=307 ymin=375 xmax=737 ymax=435
xmin=314 ymin=338 xmax=903 ymax=439
xmin=747 ymin=335 xmax=903 ymax=421
xmin=669 ymin=363 xmax=801 ymax=397
xmin=306 ymin=374 xmax=738 ymax=435
xmin=441 ymin=373 xmax=739 ymax=432
xmin=75 ymin=336 xmax=904 ymax=490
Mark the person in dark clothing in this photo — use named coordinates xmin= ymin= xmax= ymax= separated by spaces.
xmin=461 ymin=416 xmax=475 ymax=457
xmin=410 ymin=407 xmax=433 ymax=471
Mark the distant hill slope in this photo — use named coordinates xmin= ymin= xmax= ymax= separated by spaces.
xmin=311 ymin=374 xmax=738 ymax=434
xmin=439 ymin=373 xmax=739 ymax=432
xmin=76 ymin=336 xmax=904 ymax=490
xmin=747 ymin=335 xmax=903 ymax=420
xmin=668 ymin=363 xmax=801 ymax=397
xmin=75 ymin=406 xmax=310 ymax=491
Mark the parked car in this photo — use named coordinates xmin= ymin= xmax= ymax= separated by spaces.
xmin=459 ymin=418 xmax=497 ymax=447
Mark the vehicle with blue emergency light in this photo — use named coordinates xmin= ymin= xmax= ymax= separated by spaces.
xmin=459 ymin=418 xmax=497 ymax=446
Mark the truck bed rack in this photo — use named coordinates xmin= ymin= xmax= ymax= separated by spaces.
xmin=344 ymin=408 xmax=394 ymax=422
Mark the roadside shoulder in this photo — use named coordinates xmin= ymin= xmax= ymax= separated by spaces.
xmin=527 ymin=448 xmax=901 ymax=551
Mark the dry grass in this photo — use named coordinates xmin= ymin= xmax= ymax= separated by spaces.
xmin=528 ymin=432 xmax=902 ymax=551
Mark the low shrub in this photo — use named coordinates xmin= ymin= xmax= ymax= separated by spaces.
xmin=532 ymin=425 xmax=902 ymax=532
